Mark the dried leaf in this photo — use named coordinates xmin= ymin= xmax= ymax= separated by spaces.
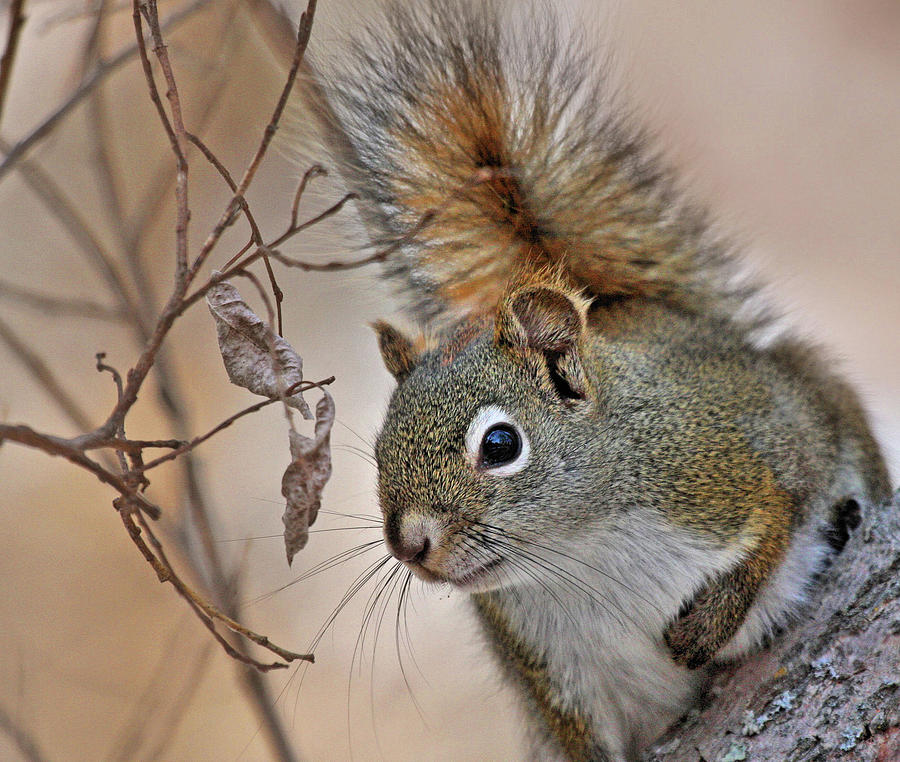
xmin=206 ymin=277 xmax=312 ymax=418
xmin=281 ymin=391 xmax=334 ymax=564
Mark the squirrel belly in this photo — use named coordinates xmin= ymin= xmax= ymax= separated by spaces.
xmin=306 ymin=1 xmax=892 ymax=759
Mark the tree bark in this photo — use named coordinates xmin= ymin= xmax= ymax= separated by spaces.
xmin=646 ymin=489 xmax=900 ymax=761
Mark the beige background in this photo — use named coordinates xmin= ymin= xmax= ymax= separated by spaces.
xmin=0 ymin=1 xmax=897 ymax=760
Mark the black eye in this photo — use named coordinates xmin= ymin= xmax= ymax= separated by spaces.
xmin=480 ymin=424 xmax=522 ymax=468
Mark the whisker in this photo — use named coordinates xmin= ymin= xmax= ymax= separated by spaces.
xmin=216 ymin=533 xmax=282 ymax=543
xmin=393 ymin=571 xmax=431 ymax=724
xmin=335 ymin=418 xmax=378 ymax=453
xmin=472 ymin=519 xmax=663 ymax=616
xmin=319 ymin=508 xmax=382 ymax=524
xmin=217 ymin=525 xmax=379 ymax=544
xmin=348 ymin=561 xmax=405 ymax=760
xmin=466 ymin=524 xmax=636 ymax=628
xmin=285 ymin=554 xmax=396 ymax=741
xmin=398 ymin=572 xmax=430 ymax=689
xmin=244 ymin=539 xmax=384 ymax=606
xmin=334 ymin=443 xmax=378 ymax=467
xmin=310 ymin=555 xmax=396 ymax=655
xmin=460 ymin=530 xmax=583 ymax=627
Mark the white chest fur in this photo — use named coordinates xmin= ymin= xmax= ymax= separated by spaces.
xmin=474 ymin=510 xmax=746 ymax=759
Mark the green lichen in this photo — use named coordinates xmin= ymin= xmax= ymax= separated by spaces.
xmin=839 ymin=725 xmax=864 ymax=751
xmin=720 ymin=742 xmax=747 ymax=762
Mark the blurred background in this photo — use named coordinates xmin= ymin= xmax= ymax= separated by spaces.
xmin=0 ymin=1 xmax=897 ymax=760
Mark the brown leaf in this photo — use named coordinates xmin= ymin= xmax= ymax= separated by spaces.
xmin=281 ymin=391 xmax=334 ymax=564
xmin=206 ymin=277 xmax=312 ymax=418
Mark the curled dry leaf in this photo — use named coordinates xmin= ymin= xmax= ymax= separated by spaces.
xmin=281 ymin=391 xmax=334 ymax=565
xmin=206 ymin=276 xmax=312 ymax=418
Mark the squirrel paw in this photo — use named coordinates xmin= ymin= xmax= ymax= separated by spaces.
xmin=663 ymin=614 xmax=718 ymax=670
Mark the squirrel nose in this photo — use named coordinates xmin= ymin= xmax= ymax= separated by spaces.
xmin=385 ymin=524 xmax=431 ymax=564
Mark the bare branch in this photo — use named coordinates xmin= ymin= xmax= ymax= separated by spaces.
xmin=0 ymin=0 xmax=211 ymax=183
xmin=0 ymin=314 xmax=95 ymax=433
xmin=88 ymin=437 xmax=186 ymax=453
xmin=0 ymin=422 xmax=161 ymax=519
xmin=291 ymin=164 xmax=327 ymax=229
xmin=268 ymin=191 xmax=357 ymax=250
xmin=139 ymin=377 xmax=334 ymax=472
xmin=132 ymin=0 xmax=190 ymax=276
xmin=96 ymin=351 xmax=129 ymax=471
xmin=0 ymin=0 xmax=27 ymax=127
xmin=188 ymin=0 xmax=317 ymax=280
xmin=125 ymin=510 xmax=314 ymax=666
xmin=0 ymin=279 xmax=126 ymax=321
xmin=185 ymin=130 xmax=263 ymax=245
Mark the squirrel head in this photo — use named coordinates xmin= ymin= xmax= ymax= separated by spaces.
xmin=373 ymin=281 xmax=600 ymax=590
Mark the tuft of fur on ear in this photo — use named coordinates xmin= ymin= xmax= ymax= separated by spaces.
xmin=372 ymin=321 xmax=420 ymax=382
xmin=495 ymin=282 xmax=591 ymax=400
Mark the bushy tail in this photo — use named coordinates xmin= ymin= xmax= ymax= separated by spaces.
xmin=307 ymin=1 xmax=732 ymax=326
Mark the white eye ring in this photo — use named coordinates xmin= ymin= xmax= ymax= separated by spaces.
xmin=465 ymin=405 xmax=530 ymax=476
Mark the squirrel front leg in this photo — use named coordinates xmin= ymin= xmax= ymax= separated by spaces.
xmin=664 ymin=494 xmax=794 ymax=670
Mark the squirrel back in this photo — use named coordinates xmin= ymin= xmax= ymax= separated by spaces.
xmin=307 ymin=0 xmax=736 ymax=326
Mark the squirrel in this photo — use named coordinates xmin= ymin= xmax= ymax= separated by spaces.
xmin=303 ymin=2 xmax=892 ymax=760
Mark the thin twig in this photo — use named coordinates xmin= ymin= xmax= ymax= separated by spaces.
xmin=133 ymin=0 xmax=189 ymax=276
xmin=120 ymin=511 xmax=295 ymax=671
xmin=0 ymin=315 xmax=95 ymax=433
xmin=96 ymin=352 xmax=125 ymax=403
xmin=96 ymin=351 xmax=129 ymax=471
xmin=261 ymin=254 xmax=283 ymax=335
xmin=268 ymin=191 xmax=358 ymax=249
xmin=126 ymin=510 xmax=314 ymax=666
xmin=126 ymin=32 xmax=234 ymax=255
xmin=264 ymin=165 xmax=506 ymax=271
xmin=233 ymin=267 xmax=276 ymax=328
xmin=0 ymin=279 xmax=126 ymax=321
xmin=185 ymin=131 xmax=263 ymax=245
xmin=0 ymin=138 xmax=145 ymax=329
xmin=139 ymin=377 xmax=334 ymax=472
xmin=0 ymin=423 xmax=161 ymax=519
xmin=291 ymin=163 xmax=327 ymax=229
xmin=188 ymin=0 xmax=317 ymax=282
xmin=86 ymin=437 xmax=186 ymax=452
xmin=0 ymin=0 xmax=27 ymax=128
xmin=0 ymin=0 xmax=211 ymax=183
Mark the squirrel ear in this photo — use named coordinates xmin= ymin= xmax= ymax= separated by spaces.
xmin=372 ymin=320 xmax=420 ymax=383
xmin=496 ymin=284 xmax=591 ymax=400
xmin=496 ymin=285 xmax=587 ymax=352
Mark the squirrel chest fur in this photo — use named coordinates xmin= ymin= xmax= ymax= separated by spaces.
xmin=305 ymin=2 xmax=891 ymax=759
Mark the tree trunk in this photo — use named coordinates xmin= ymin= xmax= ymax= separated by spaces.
xmin=645 ymin=489 xmax=900 ymax=761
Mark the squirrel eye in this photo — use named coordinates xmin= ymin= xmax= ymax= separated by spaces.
xmin=465 ymin=405 xmax=530 ymax=476
xmin=481 ymin=424 xmax=521 ymax=468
